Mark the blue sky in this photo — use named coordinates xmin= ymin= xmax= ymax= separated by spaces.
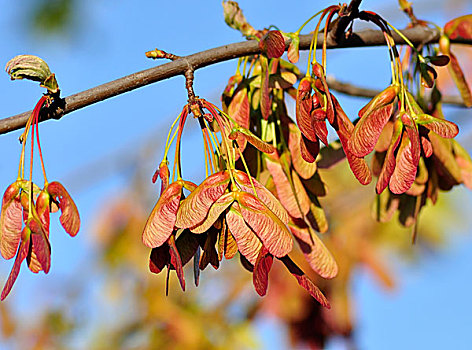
xmin=0 ymin=1 xmax=472 ymax=349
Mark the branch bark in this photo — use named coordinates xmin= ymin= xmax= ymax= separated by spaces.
xmin=0 ymin=26 xmax=470 ymax=135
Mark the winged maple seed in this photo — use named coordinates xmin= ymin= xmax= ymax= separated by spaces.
xmin=1 ymin=56 xmax=82 ymax=300
xmin=348 ymin=85 xmax=459 ymax=195
xmin=0 ymin=180 xmax=80 ymax=299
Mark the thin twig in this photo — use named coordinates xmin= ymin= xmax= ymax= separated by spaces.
xmin=0 ymin=26 xmax=470 ymax=136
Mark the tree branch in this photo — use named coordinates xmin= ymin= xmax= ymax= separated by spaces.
xmin=1 ymin=26 xmax=470 ymax=135
xmin=326 ymin=76 xmax=466 ymax=107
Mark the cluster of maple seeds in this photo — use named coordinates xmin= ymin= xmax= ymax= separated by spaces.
xmin=0 ymin=56 xmax=80 ymax=300
xmin=139 ymin=1 xmax=472 ymax=304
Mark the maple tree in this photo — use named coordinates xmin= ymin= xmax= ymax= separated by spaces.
xmin=0 ymin=0 xmax=471 ymax=348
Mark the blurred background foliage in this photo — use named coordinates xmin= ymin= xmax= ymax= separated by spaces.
xmin=0 ymin=1 xmax=471 ymax=349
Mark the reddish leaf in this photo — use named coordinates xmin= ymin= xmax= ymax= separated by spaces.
xmin=153 ymin=161 xmax=170 ymax=196
xmin=296 ymin=78 xmax=316 ymax=141
xmin=311 ymin=109 xmax=329 ymax=146
xmin=287 ymin=35 xmax=300 ymax=63
xmin=237 ymin=192 xmax=293 ymax=258
xmin=299 ymin=134 xmax=320 ymax=163
xmin=47 ymin=181 xmax=80 ymax=237
xmin=265 ymin=155 xmax=310 ymax=219
xmin=302 ymin=172 xmax=327 ymax=198
xmin=427 ymin=55 xmax=450 ymax=67
xmin=444 ymin=15 xmax=472 ymax=40
xmin=416 ymin=114 xmax=459 ymax=139
xmin=218 ymin=222 xmax=238 ymax=260
xmin=289 ymin=224 xmax=337 ymax=278
xmin=401 ymin=113 xmax=421 ymax=167
xmin=198 ymin=227 xmax=220 ymax=270
xmin=453 ymin=140 xmax=472 ymax=189
xmin=28 ymin=218 xmax=51 ymax=274
xmin=307 ymin=201 xmax=329 ymax=233
xmin=175 ymin=230 xmax=199 ymax=267
xmin=0 ymin=183 xmax=22 ymax=260
xmin=377 ymin=120 xmax=403 ymax=194
xmin=1 ymin=230 xmax=30 ymax=300
xmin=337 ymin=127 xmax=372 ymax=185
xmin=312 ymin=63 xmax=335 ymax=124
xmin=226 ymin=205 xmax=262 ymax=265
xmin=142 ymin=181 xmax=183 ymax=248
xmin=191 ymin=192 xmax=235 ymax=233
xmin=259 ymin=30 xmax=285 ymax=59
xmin=35 ymin=191 xmax=50 ymax=235
xmin=375 ymin=121 xmax=394 ymax=152
xmin=447 ymin=51 xmax=472 ymax=107
xmin=149 ymin=244 xmax=170 ymax=274
xmin=27 ymin=191 xmax=52 ymax=274
xmin=233 ymin=170 xmax=289 ymax=224
xmin=228 ymin=87 xmax=250 ymax=129
xmin=421 ymin=135 xmax=433 ymax=158
xmin=358 ymin=84 xmax=399 ymax=119
xmin=230 ymin=127 xmax=275 ymax=154
xmin=175 ymin=171 xmax=230 ymax=229
xmin=332 ymin=95 xmax=372 ymax=185
xmin=260 ymin=57 xmax=271 ymax=120
xmin=349 ymin=103 xmax=394 ymax=157
xmin=429 ymin=132 xmax=462 ymax=184
xmin=253 ymin=248 xmax=273 ymax=296
xmin=279 ymin=255 xmax=330 ymax=308
xmin=288 ymin=123 xmax=317 ymax=179
xmin=168 ymin=236 xmax=185 ymax=291
xmin=389 ymin=136 xmax=418 ymax=194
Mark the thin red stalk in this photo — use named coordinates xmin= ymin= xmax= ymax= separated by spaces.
xmin=35 ymin=96 xmax=49 ymax=184
xmin=322 ymin=7 xmax=340 ymax=69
